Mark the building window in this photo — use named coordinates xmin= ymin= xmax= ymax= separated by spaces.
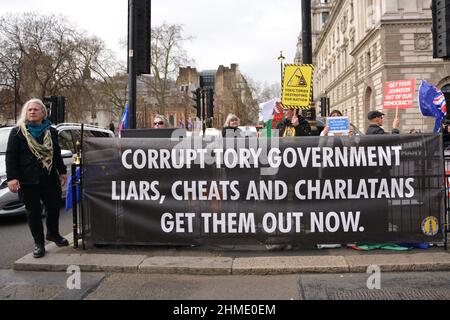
xmin=366 ymin=51 xmax=372 ymax=73
xmin=322 ymin=12 xmax=330 ymax=26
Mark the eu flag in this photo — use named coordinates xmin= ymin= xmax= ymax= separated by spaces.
xmin=419 ymin=80 xmax=447 ymax=134
xmin=65 ymin=167 xmax=81 ymax=211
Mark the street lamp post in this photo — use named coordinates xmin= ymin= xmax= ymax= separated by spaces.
xmin=278 ymin=51 xmax=286 ymax=90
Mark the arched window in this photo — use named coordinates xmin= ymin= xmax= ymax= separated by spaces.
xmin=364 ymin=87 xmax=374 ymax=130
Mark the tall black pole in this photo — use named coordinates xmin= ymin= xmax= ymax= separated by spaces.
xmin=302 ymin=0 xmax=312 ymax=65
xmin=302 ymin=0 xmax=313 ymax=119
xmin=201 ymin=90 xmax=206 ymax=135
xmin=128 ymin=0 xmax=137 ymax=129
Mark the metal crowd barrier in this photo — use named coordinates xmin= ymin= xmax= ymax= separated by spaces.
xmin=72 ymin=124 xmax=85 ymax=250
xmin=443 ymin=138 xmax=450 ymax=250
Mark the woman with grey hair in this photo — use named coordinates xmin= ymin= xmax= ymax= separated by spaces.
xmin=153 ymin=115 xmax=169 ymax=128
xmin=222 ymin=113 xmax=242 ymax=137
xmin=6 ymin=99 xmax=68 ymax=258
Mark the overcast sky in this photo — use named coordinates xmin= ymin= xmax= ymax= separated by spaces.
xmin=0 ymin=0 xmax=303 ymax=85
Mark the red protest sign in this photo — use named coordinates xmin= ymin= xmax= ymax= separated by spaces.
xmin=383 ymin=80 xmax=416 ymax=109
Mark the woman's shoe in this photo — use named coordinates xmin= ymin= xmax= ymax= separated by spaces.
xmin=46 ymin=234 xmax=69 ymax=247
xmin=33 ymin=244 xmax=46 ymax=259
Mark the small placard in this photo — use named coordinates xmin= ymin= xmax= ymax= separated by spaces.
xmin=327 ymin=117 xmax=350 ymax=134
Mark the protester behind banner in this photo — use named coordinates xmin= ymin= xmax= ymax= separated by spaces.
xmin=365 ymin=110 xmax=401 ymax=244
xmin=267 ymin=107 xmax=311 ymax=251
xmin=154 ymin=115 xmax=169 ymax=129
xmin=320 ymin=110 xmax=350 ymax=137
xmin=277 ymin=109 xmax=311 ymax=137
xmin=366 ymin=111 xmax=400 ymax=135
xmin=222 ymin=114 xmax=242 ymax=138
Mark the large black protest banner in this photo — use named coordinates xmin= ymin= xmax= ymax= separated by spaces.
xmin=82 ymin=134 xmax=444 ymax=246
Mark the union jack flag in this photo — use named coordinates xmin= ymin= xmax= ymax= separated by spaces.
xmin=419 ymin=80 xmax=447 ymax=134
xmin=434 ymin=92 xmax=447 ymax=115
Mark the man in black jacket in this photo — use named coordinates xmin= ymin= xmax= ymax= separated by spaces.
xmin=277 ymin=109 xmax=311 ymax=137
xmin=366 ymin=111 xmax=400 ymax=135
xmin=365 ymin=110 xmax=398 ymax=236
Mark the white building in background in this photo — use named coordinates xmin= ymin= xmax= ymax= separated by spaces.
xmin=296 ymin=0 xmax=450 ymax=133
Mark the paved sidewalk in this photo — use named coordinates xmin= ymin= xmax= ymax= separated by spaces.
xmin=14 ymin=234 xmax=450 ymax=275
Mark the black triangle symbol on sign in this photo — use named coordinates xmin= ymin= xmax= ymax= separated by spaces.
xmin=288 ymin=68 xmax=308 ymax=87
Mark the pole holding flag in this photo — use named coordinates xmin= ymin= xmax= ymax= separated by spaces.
xmin=419 ymin=80 xmax=447 ymax=134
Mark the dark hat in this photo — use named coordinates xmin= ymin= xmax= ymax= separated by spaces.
xmin=367 ymin=111 xmax=385 ymax=120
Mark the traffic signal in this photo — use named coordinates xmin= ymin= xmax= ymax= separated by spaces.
xmin=43 ymin=96 xmax=65 ymax=124
xmin=128 ymin=0 xmax=151 ymax=75
xmin=320 ymin=97 xmax=330 ymax=117
xmin=302 ymin=107 xmax=316 ymax=121
xmin=432 ymin=0 xmax=450 ymax=59
xmin=192 ymin=88 xmax=201 ymax=119
xmin=207 ymin=89 xmax=215 ymax=118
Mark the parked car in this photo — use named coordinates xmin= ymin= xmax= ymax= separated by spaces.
xmin=0 ymin=123 xmax=114 ymax=217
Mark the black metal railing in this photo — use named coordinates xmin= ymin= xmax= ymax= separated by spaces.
xmin=443 ymin=139 xmax=450 ymax=250
xmin=72 ymin=124 xmax=86 ymax=250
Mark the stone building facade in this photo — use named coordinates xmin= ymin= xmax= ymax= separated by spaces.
xmin=176 ymin=64 xmax=258 ymax=128
xmin=296 ymin=0 xmax=450 ymax=133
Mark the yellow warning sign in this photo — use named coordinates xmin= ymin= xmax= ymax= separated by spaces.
xmin=281 ymin=64 xmax=314 ymax=110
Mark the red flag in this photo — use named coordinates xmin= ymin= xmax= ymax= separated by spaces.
xmin=272 ymin=101 xmax=284 ymax=129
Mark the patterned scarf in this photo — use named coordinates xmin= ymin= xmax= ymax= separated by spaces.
xmin=20 ymin=122 xmax=54 ymax=174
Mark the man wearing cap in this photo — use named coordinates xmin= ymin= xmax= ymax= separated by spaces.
xmin=366 ymin=111 xmax=400 ymax=135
